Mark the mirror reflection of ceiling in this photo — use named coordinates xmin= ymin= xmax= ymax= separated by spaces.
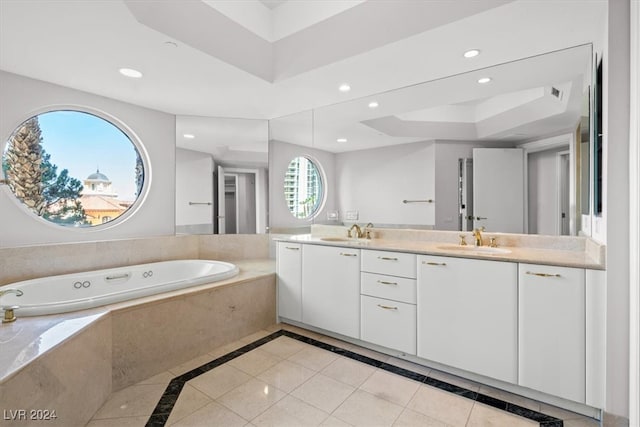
xmin=176 ymin=116 xmax=268 ymax=168
xmin=310 ymin=45 xmax=590 ymax=152
xmin=0 ymin=1 xmax=605 ymax=119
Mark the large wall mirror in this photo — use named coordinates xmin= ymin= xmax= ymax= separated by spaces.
xmin=269 ymin=44 xmax=593 ymax=236
xmin=175 ymin=116 xmax=268 ymax=234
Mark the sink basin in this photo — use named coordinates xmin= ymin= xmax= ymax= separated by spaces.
xmin=320 ymin=237 xmax=351 ymax=242
xmin=319 ymin=237 xmax=370 ymax=245
xmin=436 ymin=245 xmax=511 ymax=255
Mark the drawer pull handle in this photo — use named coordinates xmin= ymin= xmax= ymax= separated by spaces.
xmin=377 ymin=304 xmax=398 ymax=310
xmin=423 ymin=261 xmax=446 ymax=266
xmin=285 ymin=247 xmax=299 ymax=250
xmin=378 ymin=256 xmax=398 ymax=261
xmin=526 ymin=271 xmax=561 ymax=278
xmin=377 ymin=280 xmax=398 ymax=286
xmin=340 ymin=253 xmax=358 ymax=257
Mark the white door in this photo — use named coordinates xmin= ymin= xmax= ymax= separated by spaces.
xmin=417 ymin=255 xmax=518 ymax=383
xmin=473 ymin=148 xmax=524 ymax=233
xmin=519 ymin=264 xmax=586 ymax=403
xmin=276 ymin=242 xmax=302 ymax=322
xmin=302 ymin=244 xmax=361 ymax=339
xmin=217 ymin=165 xmax=226 ymax=234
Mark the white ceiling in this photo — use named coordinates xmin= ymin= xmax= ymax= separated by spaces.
xmin=0 ymin=0 xmax=606 ymax=121
xmin=260 ymin=1 xmax=287 ymax=10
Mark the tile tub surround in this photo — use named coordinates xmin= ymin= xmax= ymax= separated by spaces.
xmin=286 ymin=224 xmax=606 ymax=270
xmin=0 ymin=316 xmax=112 ymax=427
xmin=0 ymin=233 xmax=270 ymax=286
xmin=0 ymin=260 xmax=274 ymax=427
xmin=112 ymin=270 xmax=276 ymax=390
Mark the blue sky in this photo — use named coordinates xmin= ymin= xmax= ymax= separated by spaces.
xmin=36 ymin=111 xmax=140 ymax=200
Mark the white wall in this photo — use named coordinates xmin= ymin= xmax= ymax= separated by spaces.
xmin=175 ymin=148 xmax=213 ymax=234
xmin=335 ymin=141 xmax=435 ymax=227
xmin=268 ymin=140 xmax=336 ymax=230
xmin=604 ymin=0 xmax=631 ymax=418
xmin=0 ymin=71 xmax=175 ymax=247
xmin=629 ymin=1 xmax=640 ymax=424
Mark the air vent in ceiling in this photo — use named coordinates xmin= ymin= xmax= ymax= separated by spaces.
xmin=551 ymin=86 xmax=563 ymax=100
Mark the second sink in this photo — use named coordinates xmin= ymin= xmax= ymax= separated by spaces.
xmin=436 ymin=245 xmax=511 ymax=255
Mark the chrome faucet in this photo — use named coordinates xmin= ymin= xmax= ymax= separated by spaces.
xmin=347 ymin=224 xmax=363 ymax=239
xmin=472 ymin=227 xmax=485 ymax=247
xmin=0 ymin=289 xmax=23 ymax=298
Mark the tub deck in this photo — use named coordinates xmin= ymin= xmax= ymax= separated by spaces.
xmin=0 ymin=259 xmax=275 ymax=383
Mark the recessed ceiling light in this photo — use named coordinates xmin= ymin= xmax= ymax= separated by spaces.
xmin=119 ymin=68 xmax=143 ymax=78
xmin=183 ymin=133 xmax=195 ymax=139
xmin=338 ymin=83 xmax=351 ymax=92
xmin=463 ymin=49 xmax=480 ymax=58
xmin=336 ymin=138 xmax=348 ymax=143
xmin=368 ymin=101 xmax=379 ymax=109
xmin=477 ymin=77 xmax=492 ymax=84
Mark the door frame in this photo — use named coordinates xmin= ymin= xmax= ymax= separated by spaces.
xmin=520 ymin=133 xmax=574 ymax=234
xmin=556 ymin=150 xmax=571 ymax=235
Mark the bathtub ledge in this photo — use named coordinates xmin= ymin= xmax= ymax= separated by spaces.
xmin=0 ymin=258 xmax=275 ymax=383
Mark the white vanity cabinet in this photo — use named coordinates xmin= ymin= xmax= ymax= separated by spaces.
xmin=301 ymin=244 xmax=361 ymax=339
xmin=360 ymin=250 xmax=417 ymax=354
xmin=276 ymin=242 xmax=302 ymax=322
xmin=417 ymin=255 xmax=518 ymax=383
xmin=518 ymin=263 xmax=586 ymax=403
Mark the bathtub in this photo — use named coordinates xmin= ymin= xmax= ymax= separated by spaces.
xmin=0 ymin=259 xmax=239 ymax=316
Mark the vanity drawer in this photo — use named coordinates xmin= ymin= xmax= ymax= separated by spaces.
xmin=361 ymin=295 xmax=416 ymax=355
xmin=361 ymin=250 xmax=416 ymax=278
xmin=361 ymin=272 xmax=416 ymax=304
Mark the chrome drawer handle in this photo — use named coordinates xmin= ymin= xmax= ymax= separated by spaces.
xmin=377 ymin=280 xmax=398 ymax=286
xmin=378 ymin=256 xmax=398 ymax=261
xmin=422 ymin=261 xmax=446 ymax=266
xmin=340 ymin=253 xmax=358 ymax=257
xmin=377 ymin=304 xmax=398 ymax=310
xmin=285 ymin=247 xmax=299 ymax=250
xmin=526 ymin=271 xmax=561 ymax=278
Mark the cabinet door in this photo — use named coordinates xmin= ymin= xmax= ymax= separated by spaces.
xmin=361 ymin=295 xmax=416 ymax=355
xmin=302 ymin=245 xmax=360 ymax=339
xmin=519 ymin=264 xmax=585 ymax=403
xmin=417 ymin=255 xmax=518 ymax=383
xmin=276 ymin=242 xmax=302 ymax=321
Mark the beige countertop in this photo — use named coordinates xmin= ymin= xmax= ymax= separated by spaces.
xmin=275 ymin=233 xmax=605 ymax=270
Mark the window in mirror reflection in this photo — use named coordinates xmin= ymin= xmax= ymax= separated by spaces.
xmin=284 ymin=156 xmax=323 ymax=219
xmin=2 ymin=110 xmax=144 ymax=227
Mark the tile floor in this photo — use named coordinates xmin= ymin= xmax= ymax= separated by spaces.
xmin=86 ymin=324 xmax=601 ymax=427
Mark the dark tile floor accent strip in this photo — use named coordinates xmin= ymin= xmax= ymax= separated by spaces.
xmin=146 ymin=329 xmax=564 ymax=427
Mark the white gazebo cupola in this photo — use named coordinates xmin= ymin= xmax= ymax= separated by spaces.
xmin=82 ymin=168 xmax=118 ymax=197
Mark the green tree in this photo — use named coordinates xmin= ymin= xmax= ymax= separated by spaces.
xmin=3 ymin=116 xmax=87 ymax=225
xmin=40 ymin=152 xmax=87 ymax=225
xmin=3 ymin=117 xmax=45 ymax=214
